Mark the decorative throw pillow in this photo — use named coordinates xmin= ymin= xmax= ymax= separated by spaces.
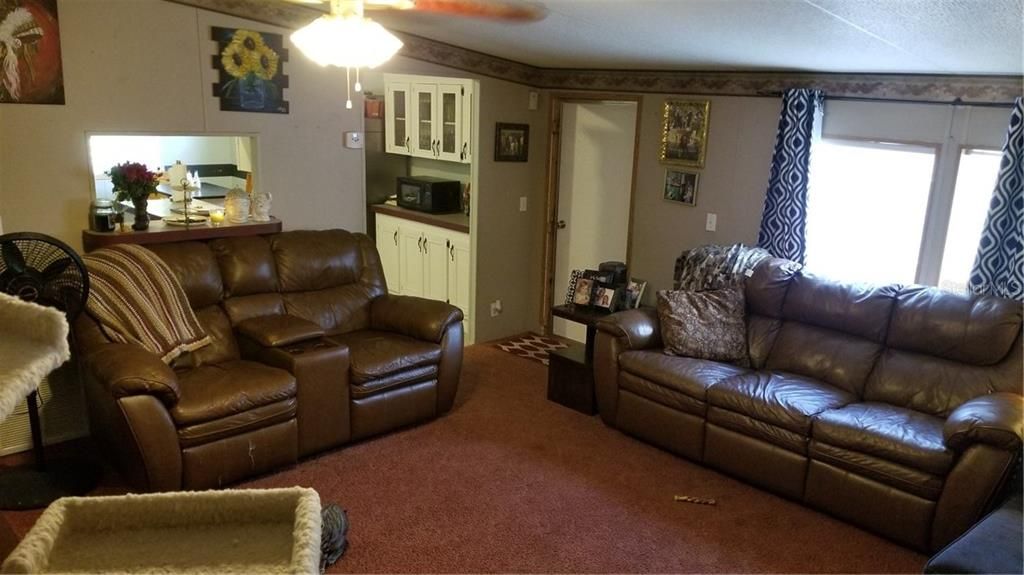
xmin=657 ymin=287 xmax=748 ymax=362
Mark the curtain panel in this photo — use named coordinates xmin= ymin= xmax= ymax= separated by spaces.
xmin=756 ymin=89 xmax=824 ymax=265
xmin=969 ymin=97 xmax=1023 ymax=301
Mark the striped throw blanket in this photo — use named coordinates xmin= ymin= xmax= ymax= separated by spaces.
xmin=83 ymin=244 xmax=210 ymax=363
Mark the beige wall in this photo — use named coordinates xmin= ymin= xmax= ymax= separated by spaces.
xmin=0 ymin=0 xmax=364 ymax=251
xmin=628 ymin=95 xmax=782 ymax=299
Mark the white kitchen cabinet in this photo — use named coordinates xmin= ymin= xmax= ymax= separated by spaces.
xmin=374 ymin=213 xmax=473 ymax=343
xmin=385 ymin=82 xmax=411 ymax=155
xmin=385 ymin=74 xmax=473 ymax=164
xmin=375 ymin=214 xmax=401 ymax=294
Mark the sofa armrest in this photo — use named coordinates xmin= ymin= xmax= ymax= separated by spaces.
xmin=944 ymin=393 xmax=1024 ymax=452
xmin=370 ymin=294 xmax=464 ymax=343
xmin=236 ymin=315 xmax=325 ymax=348
xmin=85 ymin=343 xmax=180 ymax=407
xmin=595 ymin=307 xmax=662 ymax=350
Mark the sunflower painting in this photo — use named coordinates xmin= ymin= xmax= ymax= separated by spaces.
xmin=212 ymin=27 xmax=288 ymax=114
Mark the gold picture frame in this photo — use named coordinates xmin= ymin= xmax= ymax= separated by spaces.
xmin=659 ymin=99 xmax=710 ymax=168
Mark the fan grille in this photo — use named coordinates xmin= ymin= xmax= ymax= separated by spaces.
xmin=0 ymin=232 xmax=89 ymax=321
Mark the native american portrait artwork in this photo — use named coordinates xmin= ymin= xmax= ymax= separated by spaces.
xmin=0 ymin=0 xmax=64 ymax=104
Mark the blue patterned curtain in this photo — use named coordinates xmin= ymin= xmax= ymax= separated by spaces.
xmin=969 ymin=97 xmax=1023 ymax=301
xmin=757 ymin=89 xmax=824 ymax=265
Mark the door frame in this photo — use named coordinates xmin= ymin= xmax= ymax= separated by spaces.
xmin=540 ymin=92 xmax=644 ymax=334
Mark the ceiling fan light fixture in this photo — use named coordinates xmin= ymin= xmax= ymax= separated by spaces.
xmin=291 ymin=13 xmax=404 ymax=69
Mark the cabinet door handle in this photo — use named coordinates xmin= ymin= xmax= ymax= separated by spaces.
xmin=393 ymin=230 xmax=398 ymax=245
xmin=450 ymin=245 xmax=455 ymax=262
xmin=405 ymin=136 xmax=410 ymax=151
xmin=418 ymin=236 xmax=423 ymax=252
xmin=422 ymin=236 xmax=428 ymax=254
xmin=461 ymin=142 xmax=468 ymax=160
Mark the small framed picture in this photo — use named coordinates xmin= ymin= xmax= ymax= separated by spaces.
xmin=572 ymin=278 xmax=595 ymax=305
xmin=593 ymin=285 xmax=620 ymax=310
xmin=664 ymin=169 xmax=698 ymax=206
xmin=625 ymin=278 xmax=647 ymax=309
xmin=583 ymin=269 xmax=615 ymax=285
xmin=495 ymin=123 xmax=529 ymax=162
xmin=564 ymin=269 xmax=584 ymax=304
xmin=660 ymin=99 xmax=710 ymax=168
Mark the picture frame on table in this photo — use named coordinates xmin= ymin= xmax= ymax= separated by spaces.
xmin=495 ymin=123 xmax=529 ymax=162
xmin=592 ymin=284 xmax=621 ymax=311
xmin=659 ymin=99 xmax=710 ymax=168
xmin=564 ymin=269 xmax=584 ymax=304
xmin=664 ymin=168 xmax=698 ymax=206
xmin=625 ymin=278 xmax=647 ymax=309
xmin=572 ymin=278 xmax=595 ymax=305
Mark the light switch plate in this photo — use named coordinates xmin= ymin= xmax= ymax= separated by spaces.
xmin=528 ymin=91 xmax=539 ymax=111
xmin=344 ymin=131 xmax=364 ymax=149
xmin=519 ymin=196 xmax=528 ymax=212
xmin=705 ymin=213 xmax=717 ymax=232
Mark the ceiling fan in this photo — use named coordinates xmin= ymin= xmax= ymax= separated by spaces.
xmin=289 ymin=0 xmax=548 ymax=23
xmin=288 ymin=0 xmax=546 ymax=108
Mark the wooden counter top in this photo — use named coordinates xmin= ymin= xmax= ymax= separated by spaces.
xmin=371 ymin=204 xmax=469 ymax=234
xmin=83 ymin=217 xmax=282 ymax=252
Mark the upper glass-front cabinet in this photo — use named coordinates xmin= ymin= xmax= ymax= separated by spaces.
xmin=385 ymin=83 xmax=411 ymax=155
xmin=384 ymin=74 xmax=473 ymax=164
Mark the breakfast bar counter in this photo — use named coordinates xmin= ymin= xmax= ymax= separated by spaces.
xmin=371 ymin=203 xmax=469 ymax=234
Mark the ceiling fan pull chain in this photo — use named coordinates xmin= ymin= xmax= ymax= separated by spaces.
xmin=354 ymin=67 xmax=362 ymax=93
xmin=345 ymin=67 xmax=353 ymax=109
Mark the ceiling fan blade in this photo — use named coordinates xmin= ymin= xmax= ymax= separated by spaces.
xmin=372 ymin=0 xmax=548 ymax=21
xmin=0 ymin=241 xmax=27 ymax=275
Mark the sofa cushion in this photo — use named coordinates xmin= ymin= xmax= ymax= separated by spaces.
xmin=282 ymin=286 xmax=374 ymax=335
xmin=619 ymin=350 xmax=748 ymax=401
xmin=708 ymin=371 xmax=855 ymax=436
xmin=209 ymin=236 xmax=279 ymax=297
xmin=350 ymin=365 xmax=438 ymax=399
xmin=745 ymin=257 xmax=800 ymax=318
xmin=781 ymin=273 xmax=898 ymax=343
xmin=887 ymin=286 xmax=1022 ymax=366
xmin=271 ymin=230 xmax=364 ymax=292
xmin=809 ymin=440 xmax=945 ymax=500
xmin=657 ymin=288 xmax=748 ymax=362
xmin=766 ymin=322 xmax=882 ymax=396
xmin=812 ymin=402 xmax=954 ymax=476
xmin=147 ymin=242 xmax=223 ymax=310
xmin=329 ymin=330 xmax=442 ymax=383
xmin=171 ymin=361 xmax=297 ymax=427
xmin=177 ymin=398 xmax=297 ymax=448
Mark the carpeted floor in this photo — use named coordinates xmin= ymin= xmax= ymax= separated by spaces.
xmin=1 ymin=345 xmax=927 ymax=573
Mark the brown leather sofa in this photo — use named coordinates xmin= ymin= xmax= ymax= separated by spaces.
xmin=594 ymin=258 xmax=1023 ymax=552
xmin=76 ymin=230 xmax=464 ymax=492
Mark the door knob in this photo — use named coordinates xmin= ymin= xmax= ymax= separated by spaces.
xmin=556 ymin=220 xmax=567 ymax=229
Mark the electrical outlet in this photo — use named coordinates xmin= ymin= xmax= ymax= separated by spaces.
xmin=705 ymin=213 xmax=717 ymax=232
xmin=519 ymin=197 xmax=528 ymax=212
xmin=489 ymin=299 xmax=503 ymax=317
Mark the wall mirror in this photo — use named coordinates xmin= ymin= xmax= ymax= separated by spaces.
xmin=88 ymin=134 xmax=258 ymax=200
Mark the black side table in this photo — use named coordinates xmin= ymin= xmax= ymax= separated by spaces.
xmin=546 ymin=304 xmax=611 ymax=415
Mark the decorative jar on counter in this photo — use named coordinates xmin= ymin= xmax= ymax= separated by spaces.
xmin=89 ymin=199 xmax=117 ymax=232
xmin=224 ymin=188 xmax=250 ymax=224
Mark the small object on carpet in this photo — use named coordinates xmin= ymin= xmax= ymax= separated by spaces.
xmin=493 ymin=333 xmax=568 ymax=365
xmin=674 ymin=495 xmax=717 ymax=506
xmin=320 ymin=503 xmax=349 ymax=572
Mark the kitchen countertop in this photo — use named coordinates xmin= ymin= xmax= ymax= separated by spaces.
xmin=371 ymin=203 xmax=470 ymax=234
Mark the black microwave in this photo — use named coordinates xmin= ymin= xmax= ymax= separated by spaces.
xmin=396 ymin=176 xmax=462 ymax=214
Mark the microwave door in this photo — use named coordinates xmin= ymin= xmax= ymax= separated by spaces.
xmin=400 ymin=184 xmax=420 ymax=207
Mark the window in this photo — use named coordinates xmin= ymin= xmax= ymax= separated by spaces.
xmin=804 ymin=139 xmax=1002 ymax=289
xmin=805 ymin=140 xmax=936 ymax=285
xmin=938 ymin=149 xmax=1002 ymax=293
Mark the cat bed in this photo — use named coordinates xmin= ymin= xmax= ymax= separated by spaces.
xmin=1 ymin=488 xmax=322 ymax=574
xmin=0 ymin=292 xmax=69 ymax=423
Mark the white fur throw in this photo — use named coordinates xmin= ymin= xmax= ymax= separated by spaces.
xmin=0 ymin=292 xmax=69 ymax=423
xmin=1 ymin=487 xmax=322 ymax=574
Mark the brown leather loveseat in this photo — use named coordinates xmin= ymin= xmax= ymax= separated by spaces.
xmin=594 ymin=258 xmax=1023 ymax=552
xmin=77 ymin=230 xmax=464 ymax=492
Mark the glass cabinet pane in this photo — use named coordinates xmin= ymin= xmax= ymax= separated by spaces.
xmin=442 ymin=93 xmax=457 ymax=153
xmin=418 ymin=92 xmax=433 ymax=151
xmin=392 ymin=90 xmax=406 ymax=147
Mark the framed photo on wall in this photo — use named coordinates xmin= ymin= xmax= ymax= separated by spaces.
xmin=664 ymin=168 xmax=698 ymax=206
xmin=495 ymin=123 xmax=529 ymax=162
xmin=659 ymin=99 xmax=710 ymax=168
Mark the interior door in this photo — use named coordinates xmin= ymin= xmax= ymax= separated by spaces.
xmin=552 ymin=102 xmax=638 ymax=342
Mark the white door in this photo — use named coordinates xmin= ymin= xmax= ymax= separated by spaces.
xmin=375 ymin=214 xmax=402 ymax=294
xmin=552 ymin=101 xmax=638 ymax=342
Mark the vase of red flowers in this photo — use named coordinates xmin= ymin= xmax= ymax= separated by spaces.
xmin=108 ymin=162 xmax=160 ymax=231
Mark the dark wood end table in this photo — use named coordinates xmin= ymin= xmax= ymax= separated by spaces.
xmin=546 ymin=304 xmax=612 ymax=415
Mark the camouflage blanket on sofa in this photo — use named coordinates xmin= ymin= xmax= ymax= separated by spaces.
xmin=673 ymin=244 xmax=788 ymax=291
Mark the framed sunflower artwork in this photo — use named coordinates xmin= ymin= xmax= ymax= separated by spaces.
xmin=212 ymin=27 xmax=289 ymax=114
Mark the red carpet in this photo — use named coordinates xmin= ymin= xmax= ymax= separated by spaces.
xmin=1 ymin=345 xmax=926 ymax=573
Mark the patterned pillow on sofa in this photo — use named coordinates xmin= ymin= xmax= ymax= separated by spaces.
xmin=656 ymin=287 xmax=747 ymax=362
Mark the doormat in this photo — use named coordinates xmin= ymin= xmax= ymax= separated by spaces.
xmin=492 ymin=333 xmax=568 ymax=366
